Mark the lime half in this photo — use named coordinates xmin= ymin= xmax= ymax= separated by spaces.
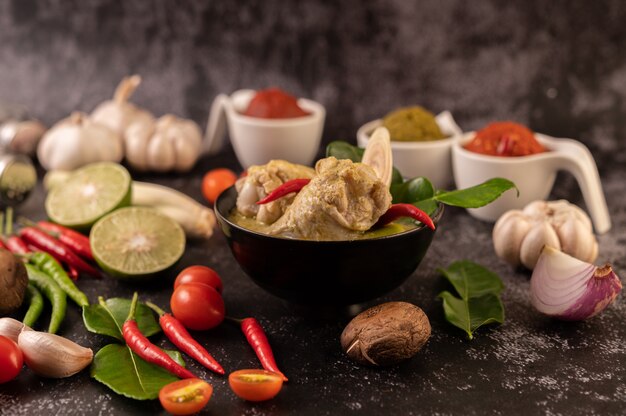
xmin=90 ymin=207 xmax=185 ymax=279
xmin=45 ymin=163 xmax=131 ymax=231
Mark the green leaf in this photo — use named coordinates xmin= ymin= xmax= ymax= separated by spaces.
xmin=432 ymin=178 xmax=517 ymax=208
xmin=391 ymin=177 xmax=435 ymax=204
xmin=326 ymin=140 xmax=364 ymax=162
xmin=439 ymin=291 xmax=504 ymax=340
xmin=437 ymin=260 xmax=504 ymax=299
xmin=83 ymin=298 xmax=161 ymax=341
xmin=91 ymin=344 xmax=185 ymax=400
xmin=437 ymin=261 xmax=505 ymax=340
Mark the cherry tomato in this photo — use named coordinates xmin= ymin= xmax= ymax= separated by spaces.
xmin=174 ymin=266 xmax=223 ymax=293
xmin=228 ymin=369 xmax=284 ymax=402
xmin=171 ymin=283 xmax=225 ymax=330
xmin=159 ymin=378 xmax=213 ymax=415
xmin=0 ymin=335 xmax=23 ymax=383
xmin=202 ymin=168 xmax=237 ymax=204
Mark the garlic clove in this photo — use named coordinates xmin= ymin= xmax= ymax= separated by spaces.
xmin=547 ymin=200 xmax=593 ymax=232
xmin=0 ymin=317 xmax=32 ymax=342
xmin=18 ymin=330 xmax=93 ymax=378
xmin=531 ymin=246 xmax=622 ymax=321
xmin=146 ymin=129 xmax=176 ymax=172
xmin=169 ymin=118 xmax=202 ymax=172
xmin=522 ymin=200 xmax=549 ymax=219
xmin=519 ymin=220 xmax=561 ymax=269
xmin=554 ymin=217 xmax=598 ymax=264
xmin=124 ymin=116 xmax=156 ymax=171
xmin=493 ymin=210 xmax=531 ymax=266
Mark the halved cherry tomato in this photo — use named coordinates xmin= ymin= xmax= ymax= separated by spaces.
xmin=202 ymin=168 xmax=237 ymax=204
xmin=174 ymin=266 xmax=223 ymax=293
xmin=0 ymin=335 xmax=23 ymax=383
xmin=228 ymin=369 xmax=283 ymax=402
xmin=159 ymin=378 xmax=213 ymax=415
xmin=171 ymin=283 xmax=225 ymax=330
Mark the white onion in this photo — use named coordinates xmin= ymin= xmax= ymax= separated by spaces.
xmin=530 ymin=246 xmax=622 ymax=320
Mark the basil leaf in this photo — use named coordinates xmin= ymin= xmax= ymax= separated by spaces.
xmin=437 ymin=260 xmax=504 ymax=299
xmin=391 ymin=177 xmax=434 ymax=204
xmin=83 ymin=298 xmax=161 ymax=341
xmin=439 ymin=291 xmax=504 ymax=340
xmin=91 ymin=344 xmax=185 ymax=400
xmin=432 ymin=178 xmax=517 ymax=208
xmin=437 ymin=261 xmax=505 ymax=339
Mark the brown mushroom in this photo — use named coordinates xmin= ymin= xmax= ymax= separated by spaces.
xmin=0 ymin=248 xmax=28 ymax=315
xmin=340 ymin=301 xmax=431 ymax=366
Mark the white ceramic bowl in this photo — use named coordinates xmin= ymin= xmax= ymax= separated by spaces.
xmin=205 ymin=89 xmax=325 ymax=168
xmin=356 ymin=111 xmax=462 ymax=189
xmin=452 ymin=132 xmax=611 ymax=233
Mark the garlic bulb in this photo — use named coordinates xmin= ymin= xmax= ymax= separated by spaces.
xmin=125 ymin=114 xmax=202 ymax=172
xmin=18 ymin=330 xmax=93 ymax=378
xmin=37 ymin=112 xmax=123 ymax=171
xmin=0 ymin=317 xmax=31 ymax=342
xmin=90 ymin=75 xmax=155 ymax=137
xmin=493 ymin=200 xmax=598 ymax=269
xmin=530 ymin=245 xmax=622 ymax=321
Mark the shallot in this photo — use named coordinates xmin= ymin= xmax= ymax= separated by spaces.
xmin=530 ymin=246 xmax=622 ymax=321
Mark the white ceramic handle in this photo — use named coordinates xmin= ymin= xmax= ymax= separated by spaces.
xmin=203 ymin=94 xmax=229 ymax=155
xmin=549 ymin=138 xmax=611 ymax=234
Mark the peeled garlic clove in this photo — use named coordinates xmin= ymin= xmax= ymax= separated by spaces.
xmin=493 ymin=210 xmax=531 ymax=266
xmin=531 ymin=246 xmax=622 ymax=321
xmin=519 ymin=221 xmax=561 ymax=269
xmin=0 ymin=317 xmax=31 ymax=342
xmin=18 ymin=330 xmax=93 ymax=378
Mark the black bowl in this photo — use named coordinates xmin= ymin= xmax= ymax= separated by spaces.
xmin=215 ymin=186 xmax=443 ymax=306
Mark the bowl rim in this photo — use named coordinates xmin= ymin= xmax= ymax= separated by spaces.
xmin=453 ymin=131 xmax=560 ymax=165
xmin=215 ymin=185 xmax=444 ymax=244
xmin=357 ymin=118 xmax=456 ymax=150
xmin=225 ymin=89 xmax=326 ymax=127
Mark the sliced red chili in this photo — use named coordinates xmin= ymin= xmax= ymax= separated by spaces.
xmin=375 ymin=203 xmax=435 ymax=230
xmin=256 ymin=179 xmax=311 ymax=205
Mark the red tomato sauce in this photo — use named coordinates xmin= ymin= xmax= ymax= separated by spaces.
xmin=464 ymin=121 xmax=547 ymax=156
xmin=243 ymin=88 xmax=310 ymax=119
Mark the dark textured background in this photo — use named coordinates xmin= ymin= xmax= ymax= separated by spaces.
xmin=1 ymin=1 xmax=625 ymax=415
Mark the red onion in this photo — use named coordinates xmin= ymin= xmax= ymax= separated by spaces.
xmin=530 ymin=246 xmax=622 ymax=320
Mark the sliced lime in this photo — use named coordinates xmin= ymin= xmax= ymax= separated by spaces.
xmin=45 ymin=162 xmax=131 ymax=231
xmin=90 ymin=207 xmax=185 ymax=279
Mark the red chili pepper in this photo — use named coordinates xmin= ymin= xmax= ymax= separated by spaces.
xmin=19 ymin=227 xmax=102 ymax=278
xmin=120 ymin=293 xmax=195 ymax=380
xmin=37 ymin=221 xmax=93 ymax=261
xmin=5 ymin=235 xmax=30 ymax=255
xmin=375 ymin=203 xmax=435 ymax=230
xmin=146 ymin=302 xmax=224 ymax=375
xmin=240 ymin=317 xmax=287 ymax=381
xmin=0 ymin=240 xmax=6 ymax=250
xmin=256 ymin=178 xmax=311 ymax=205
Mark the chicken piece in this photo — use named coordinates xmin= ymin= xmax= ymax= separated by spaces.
xmin=235 ymin=159 xmax=315 ymax=224
xmin=269 ymin=157 xmax=392 ymax=240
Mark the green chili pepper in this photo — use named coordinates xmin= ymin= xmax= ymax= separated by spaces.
xmin=29 ymin=252 xmax=89 ymax=307
xmin=23 ymin=283 xmax=44 ymax=327
xmin=25 ymin=264 xmax=66 ymax=334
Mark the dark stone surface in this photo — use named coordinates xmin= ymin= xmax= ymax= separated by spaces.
xmin=0 ymin=1 xmax=625 ymax=415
